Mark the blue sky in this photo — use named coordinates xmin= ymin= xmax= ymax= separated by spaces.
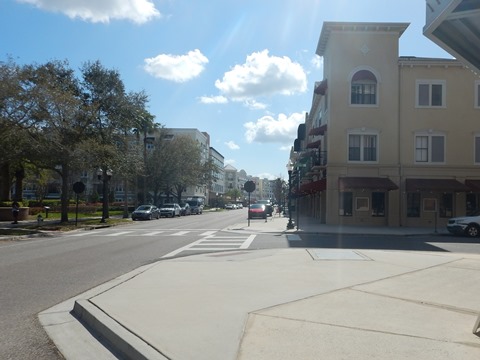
xmin=1 ymin=0 xmax=452 ymax=180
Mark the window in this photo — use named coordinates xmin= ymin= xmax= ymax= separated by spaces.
xmin=339 ymin=192 xmax=352 ymax=216
xmin=350 ymin=70 xmax=377 ymax=105
xmin=356 ymin=197 xmax=369 ymax=211
xmin=349 ymin=134 xmax=377 ymax=162
xmin=372 ymin=192 xmax=385 ymax=217
xmin=415 ymin=134 xmax=445 ymax=163
xmin=423 ymin=198 xmax=437 ymax=212
xmin=476 ymin=80 xmax=480 ymax=109
xmin=475 ymin=136 xmax=480 ymax=164
xmin=416 ymin=80 xmax=445 ymax=107
xmin=407 ymin=193 xmax=420 ymax=217
xmin=439 ymin=193 xmax=453 ymax=218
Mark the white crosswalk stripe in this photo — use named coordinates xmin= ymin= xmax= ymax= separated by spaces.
xmin=162 ymin=234 xmax=256 ymax=258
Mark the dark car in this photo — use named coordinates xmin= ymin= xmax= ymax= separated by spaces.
xmin=132 ymin=205 xmax=160 ymax=220
xmin=248 ymin=204 xmax=267 ymax=219
xmin=159 ymin=203 xmax=181 ymax=218
xmin=180 ymin=203 xmax=191 ymax=216
xmin=256 ymin=200 xmax=273 ymax=216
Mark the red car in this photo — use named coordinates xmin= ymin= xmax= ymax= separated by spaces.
xmin=248 ymin=204 xmax=266 ymax=219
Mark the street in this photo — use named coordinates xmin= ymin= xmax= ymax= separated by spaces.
xmin=1 ymin=209 xmax=480 ymax=359
xmin=0 ymin=209 xmax=246 ymax=360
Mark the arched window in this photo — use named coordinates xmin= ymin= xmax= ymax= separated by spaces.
xmin=351 ymin=70 xmax=377 ymax=105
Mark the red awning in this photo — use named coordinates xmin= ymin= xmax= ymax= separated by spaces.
xmin=339 ymin=177 xmax=398 ymax=191
xmin=406 ymin=178 xmax=469 ymax=192
xmin=465 ymin=179 xmax=480 ymax=191
xmin=309 ymin=124 xmax=327 ymax=136
xmin=306 ymin=140 xmax=321 ymax=149
xmin=299 ymin=179 xmax=326 ymax=194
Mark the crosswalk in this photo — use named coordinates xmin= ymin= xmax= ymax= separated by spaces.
xmin=67 ymin=229 xmax=257 ymax=257
xmin=162 ymin=234 xmax=256 ymax=258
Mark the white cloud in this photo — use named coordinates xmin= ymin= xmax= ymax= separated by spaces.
xmin=198 ymin=95 xmax=228 ymax=104
xmin=311 ymin=55 xmax=323 ymax=69
xmin=243 ymin=99 xmax=267 ymax=110
xmin=224 ymin=159 xmax=236 ymax=165
xmin=225 ymin=141 xmax=240 ymax=150
xmin=18 ymin=0 xmax=161 ymax=24
xmin=244 ymin=112 xmax=305 ymax=144
xmin=215 ymin=49 xmax=307 ymax=101
xmin=255 ymin=172 xmax=278 ymax=181
xmin=144 ymin=49 xmax=209 ymax=83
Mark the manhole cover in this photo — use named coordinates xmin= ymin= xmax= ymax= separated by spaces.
xmin=308 ymin=249 xmax=370 ymax=261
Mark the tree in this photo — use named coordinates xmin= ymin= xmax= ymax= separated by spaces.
xmin=80 ymin=61 xmax=154 ymax=222
xmin=226 ymin=188 xmax=242 ymax=202
xmin=27 ymin=60 xmax=92 ymax=222
xmin=0 ymin=58 xmax=37 ymax=202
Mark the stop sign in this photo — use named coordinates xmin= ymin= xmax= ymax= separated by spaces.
xmin=244 ymin=180 xmax=256 ymax=193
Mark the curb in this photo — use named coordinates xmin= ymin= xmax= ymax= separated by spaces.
xmin=73 ymin=300 xmax=168 ymax=360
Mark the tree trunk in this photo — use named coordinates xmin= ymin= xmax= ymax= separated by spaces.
xmin=60 ymin=164 xmax=69 ymax=223
xmin=0 ymin=162 xmax=11 ymax=201
xmin=14 ymin=167 xmax=25 ymax=201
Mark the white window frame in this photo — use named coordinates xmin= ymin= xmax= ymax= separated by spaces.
xmin=414 ymin=131 xmax=446 ymax=164
xmin=415 ymin=79 xmax=446 ymax=108
xmin=347 ymin=130 xmax=379 ymax=163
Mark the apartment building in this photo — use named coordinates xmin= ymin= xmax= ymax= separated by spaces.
xmin=292 ymin=21 xmax=480 ymax=228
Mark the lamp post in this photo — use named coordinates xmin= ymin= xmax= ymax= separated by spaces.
xmin=286 ymin=161 xmax=295 ymax=229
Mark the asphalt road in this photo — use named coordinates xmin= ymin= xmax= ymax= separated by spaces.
xmin=0 ymin=209 xmax=246 ymax=360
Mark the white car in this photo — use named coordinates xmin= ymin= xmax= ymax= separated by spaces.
xmin=447 ymin=215 xmax=480 ymax=237
xmin=159 ymin=203 xmax=181 ymax=218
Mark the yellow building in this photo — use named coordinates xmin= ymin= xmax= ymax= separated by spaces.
xmin=294 ymin=21 xmax=480 ymax=228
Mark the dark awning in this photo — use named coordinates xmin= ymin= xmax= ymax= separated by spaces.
xmin=297 ymin=124 xmax=306 ymax=140
xmin=309 ymin=124 xmax=327 ymax=136
xmin=306 ymin=140 xmax=321 ymax=149
xmin=314 ymin=79 xmax=328 ymax=95
xmin=406 ymin=178 xmax=469 ymax=192
xmin=299 ymin=179 xmax=326 ymax=194
xmin=466 ymin=179 xmax=480 ymax=192
xmin=339 ymin=177 xmax=398 ymax=191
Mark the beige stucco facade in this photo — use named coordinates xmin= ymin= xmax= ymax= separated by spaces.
xmin=294 ymin=22 xmax=480 ymax=228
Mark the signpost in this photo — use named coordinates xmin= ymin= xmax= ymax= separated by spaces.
xmin=244 ymin=181 xmax=256 ymax=227
xmin=72 ymin=181 xmax=85 ymax=226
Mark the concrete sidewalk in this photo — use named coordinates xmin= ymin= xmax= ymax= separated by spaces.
xmin=39 ymin=216 xmax=480 ymax=359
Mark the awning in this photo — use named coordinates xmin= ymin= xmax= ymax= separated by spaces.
xmin=306 ymin=140 xmax=321 ymax=149
xmin=464 ymin=179 xmax=480 ymax=192
xmin=309 ymin=124 xmax=327 ymax=136
xmin=339 ymin=177 xmax=398 ymax=191
xmin=299 ymin=179 xmax=326 ymax=194
xmin=406 ymin=178 xmax=469 ymax=192
xmin=314 ymin=79 xmax=328 ymax=95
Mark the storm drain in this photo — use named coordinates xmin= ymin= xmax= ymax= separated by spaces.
xmin=308 ymin=249 xmax=371 ymax=261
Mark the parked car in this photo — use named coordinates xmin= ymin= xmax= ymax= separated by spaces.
xmin=256 ymin=200 xmax=273 ymax=216
xmin=225 ymin=203 xmax=235 ymax=210
xmin=187 ymin=200 xmax=203 ymax=215
xmin=180 ymin=203 xmax=191 ymax=216
xmin=248 ymin=204 xmax=267 ymax=219
xmin=132 ymin=205 xmax=160 ymax=220
xmin=447 ymin=214 xmax=480 ymax=237
xmin=159 ymin=203 xmax=181 ymax=218
xmin=236 ymin=203 xmax=244 ymax=209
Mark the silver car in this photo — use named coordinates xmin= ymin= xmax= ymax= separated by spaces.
xmin=132 ymin=205 xmax=160 ymax=220
xmin=447 ymin=214 xmax=480 ymax=237
xmin=159 ymin=203 xmax=181 ymax=218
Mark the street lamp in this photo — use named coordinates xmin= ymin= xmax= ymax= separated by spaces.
xmin=286 ymin=161 xmax=295 ymax=230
